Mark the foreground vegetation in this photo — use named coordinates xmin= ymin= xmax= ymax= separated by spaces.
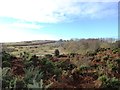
xmin=1 ymin=39 xmax=120 ymax=89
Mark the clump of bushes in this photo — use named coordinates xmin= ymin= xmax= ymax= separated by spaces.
xmin=54 ymin=49 xmax=60 ymax=57
xmin=98 ymin=75 xmax=120 ymax=88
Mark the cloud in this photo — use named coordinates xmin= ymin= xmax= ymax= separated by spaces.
xmin=0 ymin=27 xmax=58 ymax=43
xmin=77 ymin=2 xmax=118 ymax=19
xmin=0 ymin=23 xmax=58 ymax=42
xmin=0 ymin=23 xmax=43 ymax=30
xmin=73 ymin=0 xmax=118 ymax=2
xmin=0 ymin=0 xmax=118 ymax=23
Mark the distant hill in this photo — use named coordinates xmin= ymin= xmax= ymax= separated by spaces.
xmin=2 ymin=40 xmax=57 ymax=46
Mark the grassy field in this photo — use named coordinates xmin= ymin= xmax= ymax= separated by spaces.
xmin=2 ymin=40 xmax=67 ymax=57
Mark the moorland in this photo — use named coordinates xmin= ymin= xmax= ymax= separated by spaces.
xmin=1 ymin=38 xmax=120 ymax=89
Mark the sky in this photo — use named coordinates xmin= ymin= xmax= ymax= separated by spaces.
xmin=0 ymin=0 xmax=119 ymax=42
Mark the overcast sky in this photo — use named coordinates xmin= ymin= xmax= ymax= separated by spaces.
xmin=0 ymin=0 xmax=118 ymax=42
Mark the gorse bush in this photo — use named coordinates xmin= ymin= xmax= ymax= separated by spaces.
xmin=2 ymin=51 xmax=11 ymax=62
xmin=2 ymin=51 xmax=12 ymax=68
xmin=79 ymin=65 xmax=90 ymax=70
xmin=55 ymin=60 xmax=75 ymax=70
xmin=29 ymin=55 xmax=39 ymax=67
xmin=98 ymin=75 xmax=120 ymax=88
xmin=2 ymin=67 xmax=12 ymax=89
xmin=45 ymin=54 xmax=52 ymax=58
xmin=2 ymin=61 xmax=11 ymax=68
xmin=20 ymin=52 xmax=30 ymax=61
